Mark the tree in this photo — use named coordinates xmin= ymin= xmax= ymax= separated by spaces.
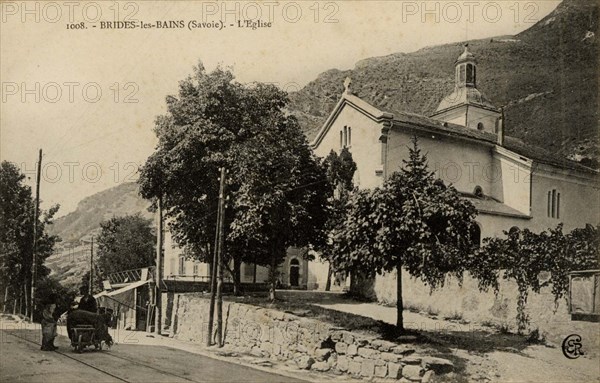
xmin=139 ymin=64 xmax=330 ymax=298
xmin=331 ymin=137 xmax=478 ymax=332
xmin=96 ymin=214 xmax=156 ymax=276
xmin=228 ymin=106 xmax=330 ymax=300
xmin=315 ymin=148 xmax=356 ymax=291
xmin=0 ymin=161 xmax=60 ymax=317
xmin=472 ymin=223 xmax=599 ymax=333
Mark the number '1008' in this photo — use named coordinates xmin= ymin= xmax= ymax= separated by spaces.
xmin=66 ymin=22 xmax=85 ymax=29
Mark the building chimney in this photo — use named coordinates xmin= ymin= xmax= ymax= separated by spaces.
xmin=496 ymin=107 xmax=505 ymax=145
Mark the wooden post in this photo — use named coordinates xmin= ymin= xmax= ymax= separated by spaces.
xmin=31 ymin=149 xmax=42 ymax=321
xmin=89 ymin=237 xmax=94 ymax=294
xmin=207 ymin=168 xmax=224 ymax=346
xmin=215 ymin=167 xmax=227 ymax=347
xmin=155 ymin=196 xmax=164 ymax=334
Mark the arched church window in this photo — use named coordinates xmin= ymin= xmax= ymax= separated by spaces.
xmin=459 ymin=64 xmax=466 ymax=84
xmin=477 ymin=122 xmax=484 ymax=131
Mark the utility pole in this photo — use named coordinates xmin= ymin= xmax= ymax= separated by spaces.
xmin=207 ymin=167 xmax=226 ymax=346
xmin=215 ymin=167 xmax=227 ymax=347
xmin=89 ymin=237 xmax=94 ymax=294
xmin=30 ymin=149 xmax=42 ymax=322
xmin=155 ymin=196 xmax=164 ymax=335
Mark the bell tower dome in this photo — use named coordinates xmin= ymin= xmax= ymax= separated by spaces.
xmin=431 ymin=44 xmax=500 ymax=135
xmin=455 ymin=44 xmax=477 ymax=88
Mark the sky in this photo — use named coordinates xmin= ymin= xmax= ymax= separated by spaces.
xmin=1 ymin=0 xmax=561 ymax=217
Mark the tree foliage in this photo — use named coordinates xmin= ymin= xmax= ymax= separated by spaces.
xmin=138 ymin=64 xmax=330 ymax=297
xmin=314 ymin=149 xmax=356 ymax=289
xmin=331 ymin=137 xmax=478 ymax=330
xmin=472 ymin=223 xmax=599 ymax=333
xmin=0 ymin=161 xmax=60 ymax=316
xmin=96 ymin=214 xmax=156 ymax=276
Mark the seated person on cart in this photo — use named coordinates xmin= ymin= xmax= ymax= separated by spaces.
xmin=67 ymin=294 xmax=113 ymax=348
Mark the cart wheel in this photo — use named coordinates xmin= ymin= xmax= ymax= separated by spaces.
xmin=76 ymin=335 xmax=83 ymax=353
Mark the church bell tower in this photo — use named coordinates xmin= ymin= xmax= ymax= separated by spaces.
xmin=431 ymin=44 xmax=500 ymax=135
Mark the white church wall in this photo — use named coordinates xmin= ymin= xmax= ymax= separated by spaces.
xmin=530 ymin=167 xmax=599 ymax=232
xmin=386 ymin=129 xmax=495 ymax=196
xmin=313 ymin=103 xmax=384 ymax=189
xmin=492 ymin=152 xmax=532 ymax=215
xmin=476 ymin=213 xmax=530 ymax=239
xmin=465 ymin=107 xmax=499 ymax=134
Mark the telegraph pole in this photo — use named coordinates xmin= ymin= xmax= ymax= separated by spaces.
xmin=155 ymin=196 xmax=164 ymax=334
xmin=207 ymin=167 xmax=226 ymax=346
xmin=89 ymin=237 xmax=94 ymax=294
xmin=215 ymin=167 xmax=227 ymax=347
xmin=30 ymin=149 xmax=42 ymax=322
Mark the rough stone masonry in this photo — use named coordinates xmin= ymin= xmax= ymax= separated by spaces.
xmin=172 ymin=294 xmax=454 ymax=381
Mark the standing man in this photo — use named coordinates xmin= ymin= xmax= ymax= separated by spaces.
xmin=40 ymin=295 xmax=58 ymax=351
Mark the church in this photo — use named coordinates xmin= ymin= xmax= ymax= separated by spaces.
xmin=307 ymin=44 xmax=599 ymax=296
xmin=162 ymin=45 xmax=598 ymax=293
xmin=311 ymin=45 xmax=599 ymax=241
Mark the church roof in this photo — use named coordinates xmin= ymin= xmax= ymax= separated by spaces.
xmin=391 ymin=108 xmax=595 ymax=174
xmin=462 ymin=195 xmax=530 ymax=219
xmin=312 ymin=93 xmax=597 ymax=175
xmin=434 ymin=87 xmax=499 ymax=113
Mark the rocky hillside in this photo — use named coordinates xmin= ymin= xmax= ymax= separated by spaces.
xmin=288 ymin=0 xmax=598 ymax=163
xmin=47 ymin=182 xmax=153 ymax=289
xmin=48 ymin=182 xmax=153 ymax=246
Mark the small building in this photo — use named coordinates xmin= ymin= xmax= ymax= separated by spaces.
xmin=163 ymin=230 xmax=310 ymax=289
xmin=96 ymin=267 xmax=154 ymax=331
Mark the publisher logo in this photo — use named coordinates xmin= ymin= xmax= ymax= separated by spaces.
xmin=561 ymin=334 xmax=584 ymax=359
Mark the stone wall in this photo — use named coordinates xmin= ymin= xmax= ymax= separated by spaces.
xmin=373 ymin=270 xmax=599 ymax=350
xmin=171 ymin=294 xmax=452 ymax=381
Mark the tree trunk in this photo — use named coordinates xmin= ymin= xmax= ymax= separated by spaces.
xmin=3 ymin=286 xmax=9 ymax=313
xmin=396 ymin=264 xmax=404 ymax=333
xmin=269 ymin=252 xmax=277 ymax=302
xmin=232 ymin=257 xmax=242 ymax=296
xmin=325 ymin=263 xmax=333 ymax=291
xmin=23 ymin=283 xmax=28 ymax=319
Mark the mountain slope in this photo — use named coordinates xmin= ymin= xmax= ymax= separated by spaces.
xmin=46 ymin=182 xmax=153 ymax=289
xmin=48 ymin=182 xmax=153 ymax=245
xmin=288 ymin=0 xmax=598 ymax=162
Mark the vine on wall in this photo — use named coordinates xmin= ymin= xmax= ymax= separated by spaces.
xmin=471 ymin=224 xmax=599 ymax=333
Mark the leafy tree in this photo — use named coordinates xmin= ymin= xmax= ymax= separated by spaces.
xmin=139 ymin=64 xmax=330 ymax=298
xmin=315 ymin=148 xmax=356 ymax=291
xmin=331 ymin=137 xmax=478 ymax=331
xmin=228 ymin=107 xmax=330 ymax=300
xmin=472 ymin=224 xmax=599 ymax=333
xmin=96 ymin=214 xmax=155 ymax=276
xmin=0 ymin=161 xmax=60 ymax=317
